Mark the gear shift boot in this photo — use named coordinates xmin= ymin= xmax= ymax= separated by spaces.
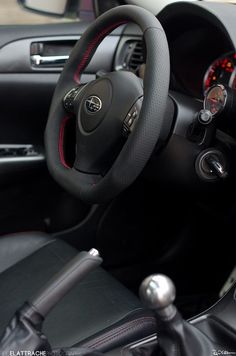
xmin=156 ymin=311 xmax=213 ymax=356
xmin=136 ymin=274 xmax=231 ymax=356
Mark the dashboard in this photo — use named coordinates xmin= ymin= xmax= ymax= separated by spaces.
xmin=114 ymin=2 xmax=236 ymax=105
xmin=2 ymin=2 xmax=236 ymax=104
xmin=157 ymin=2 xmax=236 ymax=100
xmin=1 ymin=1 xmax=236 ymax=195
xmin=2 ymin=1 xmax=236 ymax=132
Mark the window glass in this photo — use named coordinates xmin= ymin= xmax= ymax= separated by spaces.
xmin=0 ymin=0 xmax=95 ymax=25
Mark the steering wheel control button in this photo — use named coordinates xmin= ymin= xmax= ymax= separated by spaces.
xmin=195 ymin=149 xmax=228 ymax=181
xmin=132 ymin=109 xmax=138 ymax=118
xmin=123 ymin=97 xmax=143 ymax=137
xmin=63 ymin=87 xmax=82 ymax=112
xmin=123 ymin=110 xmax=136 ymax=136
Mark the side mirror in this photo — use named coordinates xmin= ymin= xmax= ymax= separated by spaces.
xmin=18 ymin=0 xmax=69 ymax=17
xmin=18 ymin=0 xmax=116 ymax=20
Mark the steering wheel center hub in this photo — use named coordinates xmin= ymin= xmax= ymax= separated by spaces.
xmin=80 ymin=77 xmax=112 ymax=133
xmin=85 ymin=95 xmax=102 ymax=114
xmin=75 ymin=71 xmax=144 ymax=174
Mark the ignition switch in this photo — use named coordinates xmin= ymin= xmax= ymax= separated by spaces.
xmin=195 ymin=149 xmax=228 ymax=181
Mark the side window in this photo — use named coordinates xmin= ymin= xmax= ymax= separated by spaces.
xmin=0 ymin=0 xmax=95 ymax=25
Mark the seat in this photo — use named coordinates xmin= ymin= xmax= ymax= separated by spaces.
xmin=0 ymin=232 xmax=155 ymax=352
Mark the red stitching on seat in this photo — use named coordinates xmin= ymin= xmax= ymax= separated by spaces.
xmin=59 ymin=116 xmax=71 ymax=169
xmin=83 ymin=316 xmax=156 ymax=350
xmin=74 ymin=21 xmax=127 ymax=84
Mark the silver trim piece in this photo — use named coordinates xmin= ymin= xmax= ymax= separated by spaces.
xmin=0 ymin=155 xmax=44 ymax=164
xmin=190 ymin=315 xmax=208 ymax=324
xmin=0 ymin=144 xmax=35 ymax=148
xmin=139 ymin=274 xmax=176 ymax=311
xmin=31 ymin=54 xmax=69 ymax=66
xmin=126 ymin=334 xmax=157 ymax=351
xmin=203 ymin=84 xmax=227 ymax=117
xmin=0 ymin=144 xmax=44 ymax=163
xmin=89 ymin=248 xmax=100 ymax=257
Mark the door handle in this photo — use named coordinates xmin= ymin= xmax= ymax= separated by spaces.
xmin=31 ymin=54 xmax=69 ymax=67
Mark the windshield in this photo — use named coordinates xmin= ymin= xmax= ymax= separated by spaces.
xmin=206 ymin=0 xmax=236 ymax=3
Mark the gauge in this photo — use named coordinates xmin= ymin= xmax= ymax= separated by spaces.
xmin=204 ymin=84 xmax=227 ymax=116
xmin=203 ymin=53 xmax=236 ymax=93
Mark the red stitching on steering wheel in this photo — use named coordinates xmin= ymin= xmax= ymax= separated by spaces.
xmin=74 ymin=21 xmax=127 ymax=84
xmin=59 ymin=116 xmax=71 ymax=169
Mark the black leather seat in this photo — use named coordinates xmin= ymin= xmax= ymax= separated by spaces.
xmin=0 ymin=232 xmax=155 ymax=351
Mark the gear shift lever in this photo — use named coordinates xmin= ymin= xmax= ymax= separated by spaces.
xmin=139 ymin=274 xmax=177 ymax=320
xmin=139 ymin=274 xmax=213 ymax=356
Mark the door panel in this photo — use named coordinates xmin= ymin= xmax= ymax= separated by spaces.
xmin=0 ymin=21 xmax=123 ymax=235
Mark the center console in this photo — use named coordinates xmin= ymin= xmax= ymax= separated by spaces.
xmin=106 ymin=276 xmax=236 ymax=356
xmin=1 ymin=248 xmax=236 ymax=356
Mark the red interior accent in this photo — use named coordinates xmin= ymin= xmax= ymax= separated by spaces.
xmin=74 ymin=21 xmax=127 ymax=83
xmin=59 ymin=116 xmax=71 ymax=169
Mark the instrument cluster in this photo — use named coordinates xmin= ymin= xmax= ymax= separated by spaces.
xmin=203 ymin=52 xmax=236 ymax=93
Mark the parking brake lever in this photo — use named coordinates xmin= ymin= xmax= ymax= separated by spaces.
xmin=30 ymin=248 xmax=102 ymax=318
xmin=0 ymin=249 xmax=102 ymax=354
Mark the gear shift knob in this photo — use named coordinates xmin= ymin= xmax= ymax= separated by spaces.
xmin=139 ymin=274 xmax=214 ymax=356
xmin=139 ymin=274 xmax=177 ymax=319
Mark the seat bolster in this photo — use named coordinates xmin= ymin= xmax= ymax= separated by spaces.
xmin=0 ymin=233 xmax=154 ymax=351
xmin=78 ymin=310 xmax=157 ymax=352
xmin=0 ymin=232 xmax=56 ymax=273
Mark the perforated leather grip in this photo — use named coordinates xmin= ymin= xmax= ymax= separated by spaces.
xmin=45 ymin=5 xmax=170 ymax=203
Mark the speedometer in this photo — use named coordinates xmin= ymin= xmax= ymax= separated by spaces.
xmin=203 ymin=52 xmax=236 ymax=93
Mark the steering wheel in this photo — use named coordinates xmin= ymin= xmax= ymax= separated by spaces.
xmin=45 ymin=5 xmax=170 ymax=204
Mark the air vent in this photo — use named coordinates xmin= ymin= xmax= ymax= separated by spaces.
xmin=116 ymin=40 xmax=144 ymax=72
xmin=114 ymin=38 xmax=145 ymax=72
xmin=127 ymin=40 xmax=144 ymax=70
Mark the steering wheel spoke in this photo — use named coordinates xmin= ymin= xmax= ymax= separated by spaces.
xmin=74 ymin=168 xmax=102 ymax=186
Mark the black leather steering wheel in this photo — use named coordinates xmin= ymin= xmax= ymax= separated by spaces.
xmin=45 ymin=5 xmax=170 ymax=204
